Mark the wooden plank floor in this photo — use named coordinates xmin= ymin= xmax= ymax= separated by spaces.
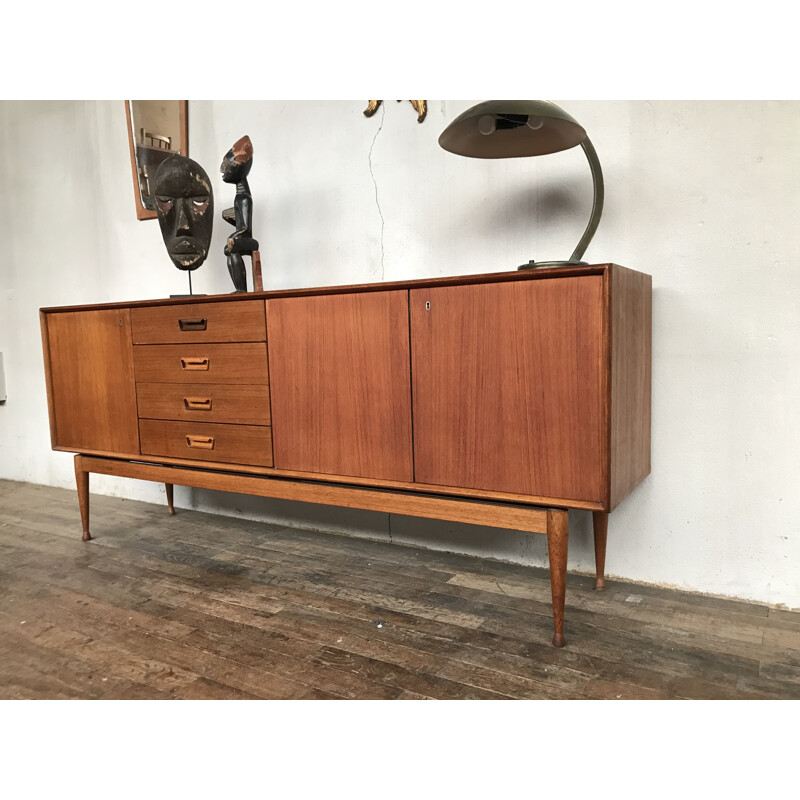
xmin=1 ymin=479 xmax=798 ymax=700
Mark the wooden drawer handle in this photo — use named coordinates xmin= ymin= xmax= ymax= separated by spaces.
xmin=184 ymin=397 xmax=212 ymax=411
xmin=186 ymin=435 xmax=215 ymax=450
xmin=178 ymin=318 xmax=207 ymax=331
xmin=180 ymin=357 xmax=209 ymax=370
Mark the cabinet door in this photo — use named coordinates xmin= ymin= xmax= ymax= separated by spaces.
xmin=410 ymin=277 xmax=604 ymax=502
xmin=44 ymin=309 xmax=140 ymax=454
xmin=267 ymin=291 xmax=413 ymax=481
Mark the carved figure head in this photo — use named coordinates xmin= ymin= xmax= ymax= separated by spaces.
xmin=220 ymin=135 xmax=254 ymax=183
xmin=153 ymin=155 xmax=214 ymax=271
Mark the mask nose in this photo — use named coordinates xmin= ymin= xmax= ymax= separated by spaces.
xmin=176 ymin=201 xmax=192 ymax=235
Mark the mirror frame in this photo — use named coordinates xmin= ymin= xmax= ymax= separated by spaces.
xmin=125 ymin=101 xmax=189 ymax=221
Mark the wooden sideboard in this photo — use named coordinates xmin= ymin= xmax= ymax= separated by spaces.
xmin=40 ymin=264 xmax=652 ymax=647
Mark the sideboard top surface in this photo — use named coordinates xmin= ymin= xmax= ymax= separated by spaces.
xmin=39 ymin=264 xmax=636 ymax=314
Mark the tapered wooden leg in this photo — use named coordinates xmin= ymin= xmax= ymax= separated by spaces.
xmin=74 ymin=455 xmax=91 ymax=541
xmin=592 ymin=511 xmax=608 ymax=591
xmin=546 ymin=509 xmax=569 ymax=647
xmin=165 ymin=483 xmax=175 ymax=516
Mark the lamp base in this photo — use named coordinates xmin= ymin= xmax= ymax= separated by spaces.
xmin=517 ymin=259 xmax=587 ymax=271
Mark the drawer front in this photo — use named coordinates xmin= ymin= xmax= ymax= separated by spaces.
xmin=136 ymin=383 xmax=271 ymax=425
xmin=133 ymin=343 xmax=268 ymax=384
xmin=131 ymin=300 xmax=266 ymax=344
xmin=139 ymin=419 xmax=273 ymax=466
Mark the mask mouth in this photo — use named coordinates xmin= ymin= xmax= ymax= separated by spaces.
xmin=171 ymin=251 xmax=204 ymax=269
xmin=171 ymin=238 xmax=202 ymax=255
xmin=170 ymin=238 xmax=206 ymax=268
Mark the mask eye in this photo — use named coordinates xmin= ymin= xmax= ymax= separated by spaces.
xmin=191 ymin=196 xmax=209 ymax=213
xmin=156 ymin=196 xmax=173 ymax=213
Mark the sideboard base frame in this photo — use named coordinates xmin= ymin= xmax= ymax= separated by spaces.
xmin=73 ymin=454 xmax=596 ymax=648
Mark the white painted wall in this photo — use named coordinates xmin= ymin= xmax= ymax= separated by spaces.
xmin=1 ymin=100 xmax=798 ymax=607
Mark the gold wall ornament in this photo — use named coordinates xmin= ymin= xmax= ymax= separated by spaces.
xmin=364 ymin=100 xmax=427 ymax=123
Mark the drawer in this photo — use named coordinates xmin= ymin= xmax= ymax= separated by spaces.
xmin=139 ymin=419 xmax=273 ymax=467
xmin=136 ymin=383 xmax=271 ymax=425
xmin=133 ymin=343 xmax=268 ymax=384
xmin=131 ymin=300 xmax=266 ymax=344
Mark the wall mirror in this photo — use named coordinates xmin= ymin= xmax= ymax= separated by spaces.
xmin=125 ymin=100 xmax=188 ymax=220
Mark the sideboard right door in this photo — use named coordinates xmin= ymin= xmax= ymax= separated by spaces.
xmin=410 ymin=276 xmax=605 ymax=503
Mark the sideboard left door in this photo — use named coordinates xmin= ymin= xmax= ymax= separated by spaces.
xmin=43 ymin=308 xmax=140 ymax=454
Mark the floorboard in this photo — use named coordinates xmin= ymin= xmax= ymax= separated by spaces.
xmin=1 ymin=479 xmax=798 ymax=700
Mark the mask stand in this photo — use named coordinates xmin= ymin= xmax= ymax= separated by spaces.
xmin=170 ymin=271 xmax=205 ymax=299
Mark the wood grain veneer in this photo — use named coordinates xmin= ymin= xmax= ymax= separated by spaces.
xmin=267 ymin=290 xmax=413 ymax=482
xmin=130 ymin=300 xmax=266 ymax=344
xmin=133 ymin=343 xmax=268 ymax=385
xmin=608 ymin=265 xmax=652 ymax=509
xmin=76 ymin=456 xmax=549 ymax=534
xmin=139 ymin=419 xmax=273 ymax=467
xmin=40 ymin=265 xmax=612 ymax=314
xmin=44 ymin=309 xmax=140 ymax=454
xmin=39 ymin=312 xmax=57 ymax=446
xmin=136 ymin=382 xmax=271 ymax=425
xmin=50 ymin=444 xmax=605 ymax=510
xmin=410 ymin=276 xmax=604 ymax=502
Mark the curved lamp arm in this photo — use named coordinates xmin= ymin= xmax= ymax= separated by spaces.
xmin=569 ymin=136 xmax=604 ymax=264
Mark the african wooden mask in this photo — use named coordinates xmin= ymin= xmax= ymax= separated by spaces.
xmin=153 ymin=155 xmax=214 ymax=271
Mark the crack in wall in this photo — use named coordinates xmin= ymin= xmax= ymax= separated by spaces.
xmin=368 ymin=102 xmax=386 ymax=280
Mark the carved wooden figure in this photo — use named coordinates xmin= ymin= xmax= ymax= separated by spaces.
xmin=221 ymin=135 xmax=260 ymax=293
xmin=153 ymin=155 xmax=214 ymax=294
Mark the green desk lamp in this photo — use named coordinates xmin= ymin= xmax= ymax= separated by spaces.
xmin=439 ymin=100 xmax=604 ymax=269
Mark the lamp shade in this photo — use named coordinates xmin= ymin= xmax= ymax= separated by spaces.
xmin=438 ymin=100 xmax=587 ymax=159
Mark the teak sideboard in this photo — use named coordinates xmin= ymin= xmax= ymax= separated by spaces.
xmin=40 ymin=264 xmax=651 ymax=647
